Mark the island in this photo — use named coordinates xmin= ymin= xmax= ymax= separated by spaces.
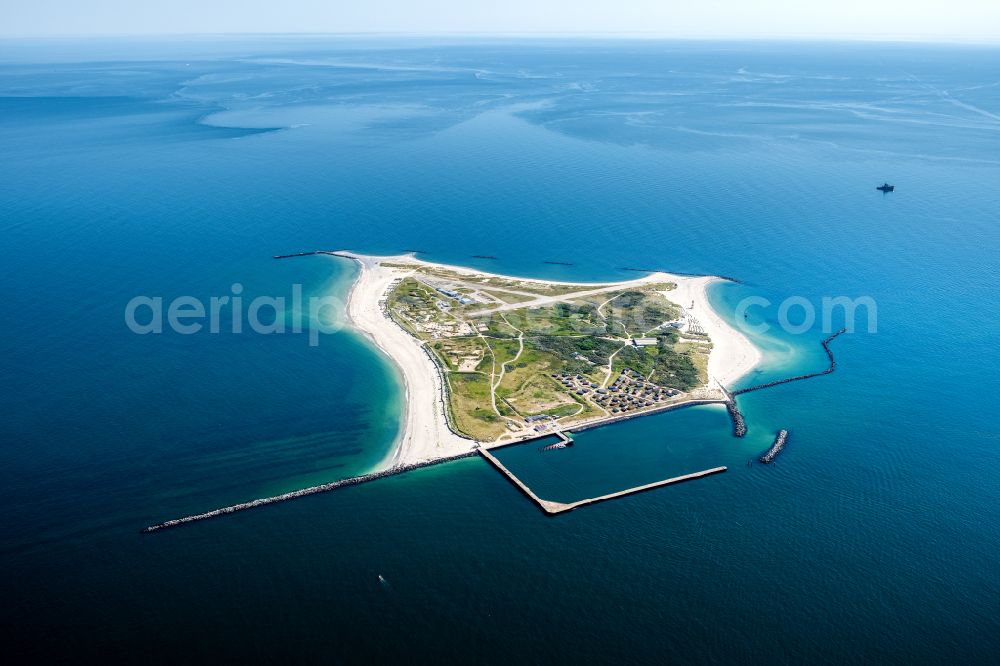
xmin=142 ymin=252 xmax=765 ymax=531
xmin=341 ymin=252 xmax=761 ymax=467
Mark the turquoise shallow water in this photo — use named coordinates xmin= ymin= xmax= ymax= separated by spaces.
xmin=0 ymin=37 xmax=998 ymax=662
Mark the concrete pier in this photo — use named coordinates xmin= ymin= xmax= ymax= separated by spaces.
xmin=478 ymin=448 xmax=566 ymax=513
xmin=479 ymin=447 xmax=726 ymax=515
xmin=555 ymin=430 xmax=573 ymax=444
xmin=760 ymin=430 xmax=789 ymax=464
xmin=555 ymin=466 xmax=727 ymax=513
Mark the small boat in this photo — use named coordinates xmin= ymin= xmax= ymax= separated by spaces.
xmin=541 ymin=442 xmax=568 ymax=451
xmin=876 ymin=183 xmax=895 ymax=193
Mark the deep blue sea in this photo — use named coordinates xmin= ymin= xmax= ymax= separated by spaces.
xmin=1 ymin=37 xmax=998 ymax=663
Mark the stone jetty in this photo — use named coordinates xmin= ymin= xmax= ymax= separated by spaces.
xmin=726 ymin=399 xmax=747 ymax=437
xmin=760 ymin=430 xmax=789 ymax=463
xmin=734 ymin=328 xmax=847 ymax=396
xmin=143 ymin=451 xmax=478 ymax=533
xmin=273 ymin=250 xmax=345 ymax=260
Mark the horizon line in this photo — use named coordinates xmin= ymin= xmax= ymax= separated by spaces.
xmin=1 ymin=31 xmax=999 ymax=46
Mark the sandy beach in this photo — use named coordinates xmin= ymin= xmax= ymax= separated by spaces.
xmin=343 ymin=253 xmax=477 ymax=468
xmin=657 ymin=275 xmax=762 ymax=388
xmin=338 ymin=252 xmax=761 ymax=468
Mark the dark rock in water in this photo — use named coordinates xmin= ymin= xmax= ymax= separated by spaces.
xmin=726 ymin=400 xmax=747 ymax=438
xmin=760 ymin=430 xmax=789 ymax=463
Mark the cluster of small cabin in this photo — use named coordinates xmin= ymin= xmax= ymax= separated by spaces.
xmin=596 ymin=368 xmax=679 ymax=413
xmin=549 ymin=368 xmax=680 ymax=414
xmin=552 ymin=372 xmax=600 ymax=396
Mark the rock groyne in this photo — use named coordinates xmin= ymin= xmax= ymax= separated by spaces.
xmin=143 ymin=451 xmax=478 ymax=533
xmin=273 ymin=250 xmax=347 ymax=260
xmin=726 ymin=399 xmax=747 ymax=437
xmin=760 ymin=430 xmax=789 ymax=463
xmin=733 ymin=328 xmax=846 ymax=396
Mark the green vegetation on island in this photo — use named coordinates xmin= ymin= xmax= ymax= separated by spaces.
xmin=386 ymin=268 xmax=711 ymax=442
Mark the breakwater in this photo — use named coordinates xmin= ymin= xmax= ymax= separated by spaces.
xmin=733 ymin=328 xmax=847 ymax=396
xmin=274 ymin=250 xmax=329 ymax=259
xmin=480 ymin=446 xmax=726 ymax=515
xmin=719 ymin=329 xmax=847 ymax=440
xmin=726 ymin=399 xmax=747 ymax=437
xmin=145 ymin=395 xmax=734 ymax=532
xmin=143 ymin=451 xmax=478 ymax=533
xmin=760 ymin=430 xmax=789 ymax=464
xmin=555 ymin=467 xmax=727 ymax=513
xmin=273 ymin=250 xmax=352 ymax=260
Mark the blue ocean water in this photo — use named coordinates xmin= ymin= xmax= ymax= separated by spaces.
xmin=1 ymin=37 xmax=998 ymax=662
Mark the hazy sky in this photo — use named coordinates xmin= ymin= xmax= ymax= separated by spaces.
xmin=2 ymin=0 xmax=999 ymax=41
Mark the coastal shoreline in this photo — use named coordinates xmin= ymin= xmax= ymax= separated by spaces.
xmin=657 ymin=274 xmax=762 ymax=388
xmin=336 ymin=252 xmax=762 ymax=470
xmin=342 ymin=254 xmax=476 ymax=470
